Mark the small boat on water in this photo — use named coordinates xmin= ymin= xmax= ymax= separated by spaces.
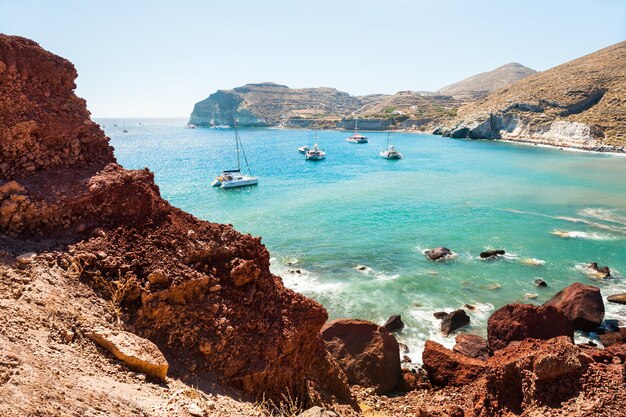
xmin=185 ymin=123 xmax=197 ymax=129
xmin=212 ymin=121 xmax=258 ymax=189
xmin=298 ymin=145 xmax=310 ymax=153
xmin=213 ymin=124 xmax=231 ymax=129
xmin=305 ymin=143 xmax=326 ymax=160
xmin=122 ymin=120 xmax=128 ymax=133
xmin=380 ymin=129 xmax=402 ymax=159
xmin=346 ymin=118 xmax=368 ymax=143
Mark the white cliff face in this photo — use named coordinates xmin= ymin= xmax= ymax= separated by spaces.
xmin=502 ymin=120 xmax=602 ymax=149
xmin=442 ymin=113 xmax=610 ymax=150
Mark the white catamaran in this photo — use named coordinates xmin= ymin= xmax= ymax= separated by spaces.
xmin=380 ymin=128 xmax=403 ymax=159
xmin=211 ymin=122 xmax=258 ymax=189
xmin=346 ymin=118 xmax=368 ymax=143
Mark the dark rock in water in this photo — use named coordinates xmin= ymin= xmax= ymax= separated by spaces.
xmin=464 ymin=304 xmax=476 ymax=311
xmin=487 ymin=303 xmax=573 ymax=350
xmin=433 ymin=311 xmax=448 ymax=320
xmin=480 ymin=249 xmax=505 ymax=259
xmin=578 ymin=340 xmax=597 ymax=348
xmin=398 ymin=342 xmax=410 ymax=354
xmin=453 ymin=333 xmax=490 ymax=360
xmin=321 ymin=319 xmax=401 ymax=395
xmin=425 ymin=247 xmax=453 ymax=261
xmin=441 ymin=309 xmax=470 ymax=336
xmin=543 ymin=283 xmax=604 ymax=331
xmin=534 ymin=278 xmax=548 ymax=287
xmin=357 ymin=265 xmax=368 ymax=271
xmin=383 ymin=315 xmax=405 ymax=333
xmin=402 ymin=355 xmax=412 ymax=364
xmin=607 ymin=293 xmax=626 ymax=305
xmin=588 ymin=262 xmax=611 ymax=278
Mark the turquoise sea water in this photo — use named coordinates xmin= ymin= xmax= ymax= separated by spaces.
xmin=100 ymin=118 xmax=626 ymax=362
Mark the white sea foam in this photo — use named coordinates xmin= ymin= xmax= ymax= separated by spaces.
xmin=498 ymin=208 xmax=626 ymax=235
xmin=270 ymin=257 xmax=344 ymax=293
xmin=551 ymin=229 xmax=616 ymax=240
xmin=401 ymin=302 xmax=494 ymax=365
xmin=354 ymin=264 xmax=399 ymax=281
xmin=578 ymin=208 xmax=626 ymax=226
xmin=519 ymin=258 xmax=545 ymax=266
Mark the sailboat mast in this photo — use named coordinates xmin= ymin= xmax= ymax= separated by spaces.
xmin=354 ymin=117 xmax=358 ymax=134
xmin=234 ymin=120 xmax=241 ymax=171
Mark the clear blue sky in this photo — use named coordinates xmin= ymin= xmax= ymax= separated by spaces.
xmin=2 ymin=0 xmax=624 ymax=117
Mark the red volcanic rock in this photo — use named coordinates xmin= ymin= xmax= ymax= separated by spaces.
xmin=453 ymin=333 xmax=490 ymax=360
xmin=0 ymin=35 xmax=114 ymax=180
xmin=487 ymin=303 xmax=573 ymax=350
xmin=544 ymin=282 xmax=604 ymax=331
xmin=320 ymin=319 xmax=401 ymax=394
xmin=479 ymin=337 xmax=585 ymax=414
xmin=422 ymin=340 xmax=485 ymax=387
xmin=0 ymin=34 xmax=355 ymax=407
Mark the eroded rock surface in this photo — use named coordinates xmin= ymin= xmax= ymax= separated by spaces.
xmin=320 ymin=319 xmax=401 ymax=395
xmin=487 ymin=303 xmax=573 ymax=350
xmin=0 ymin=34 xmax=353 ymax=408
xmin=87 ymin=328 xmax=169 ymax=380
xmin=544 ymin=282 xmax=604 ymax=331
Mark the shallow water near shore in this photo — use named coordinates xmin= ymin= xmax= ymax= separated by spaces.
xmin=101 ymin=118 xmax=626 ymax=362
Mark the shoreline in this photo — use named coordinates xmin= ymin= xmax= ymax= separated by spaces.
xmin=269 ymin=125 xmax=626 ymax=156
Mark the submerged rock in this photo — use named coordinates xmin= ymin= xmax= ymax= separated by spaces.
xmin=321 ymin=319 xmax=401 ymax=395
xmin=487 ymin=303 xmax=573 ymax=350
xmin=587 ymin=262 xmax=611 ymax=279
xmin=534 ymin=278 xmax=548 ymax=287
xmin=544 ymin=282 xmax=604 ymax=331
xmin=441 ymin=309 xmax=470 ymax=336
xmin=607 ymin=293 xmax=626 ymax=305
xmin=425 ymin=247 xmax=454 ymax=261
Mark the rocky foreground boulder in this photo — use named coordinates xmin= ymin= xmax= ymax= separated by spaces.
xmin=422 ymin=340 xmax=486 ymax=386
xmin=86 ymin=328 xmax=169 ymax=380
xmin=487 ymin=303 xmax=573 ymax=350
xmin=0 ymin=34 xmax=354 ymax=408
xmin=321 ymin=319 xmax=401 ymax=395
xmin=544 ymin=282 xmax=604 ymax=331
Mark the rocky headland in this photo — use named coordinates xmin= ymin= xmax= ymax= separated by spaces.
xmin=437 ymin=41 xmax=626 ymax=152
xmin=3 ymin=34 xmax=626 ymax=417
xmin=187 ymin=61 xmax=535 ymax=132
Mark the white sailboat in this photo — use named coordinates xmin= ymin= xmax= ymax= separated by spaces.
xmin=346 ymin=118 xmax=368 ymax=143
xmin=211 ymin=121 xmax=258 ymax=189
xmin=305 ymin=135 xmax=325 ymax=160
xmin=380 ymin=129 xmax=403 ymax=159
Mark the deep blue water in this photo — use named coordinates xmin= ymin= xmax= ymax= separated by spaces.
xmin=99 ymin=117 xmax=626 ymax=361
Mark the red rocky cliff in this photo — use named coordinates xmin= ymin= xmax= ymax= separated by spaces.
xmin=0 ymin=34 xmax=352 ymax=407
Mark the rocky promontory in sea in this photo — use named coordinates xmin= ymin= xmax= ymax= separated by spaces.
xmin=437 ymin=41 xmax=626 ymax=152
xmin=3 ymin=34 xmax=626 ymax=416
